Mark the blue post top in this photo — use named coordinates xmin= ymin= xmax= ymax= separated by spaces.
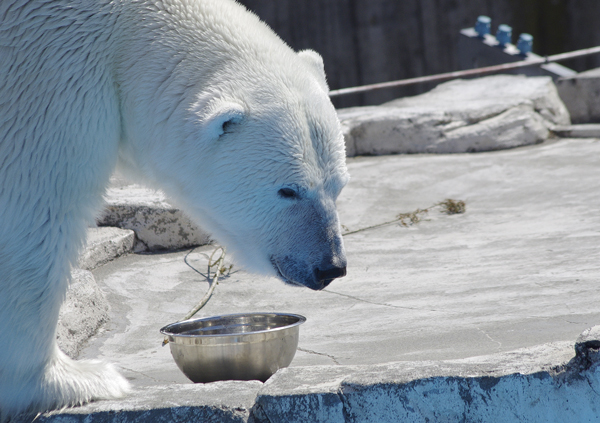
xmin=496 ymin=24 xmax=512 ymax=46
xmin=517 ymin=33 xmax=534 ymax=54
xmin=474 ymin=16 xmax=491 ymax=37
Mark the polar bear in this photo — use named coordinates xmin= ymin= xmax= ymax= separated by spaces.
xmin=0 ymin=0 xmax=348 ymax=418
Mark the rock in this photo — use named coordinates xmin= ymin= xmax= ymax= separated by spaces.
xmin=575 ymin=326 xmax=600 ymax=365
xmin=57 ymin=269 xmax=110 ymax=359
xmin=556 ymin=67 xmax=600 ymax=124
xmin=576 ymin=326 xmax=600 ymax=349
xmin=59 ymin=228 xmax=134 ymax=359
xmin=78 ymin=227 xmax=135 ymax=271
xmin=338 ymin=75 xmax=570 ymax=156
xmin=97 ymin=178 xmax=211 ymax=251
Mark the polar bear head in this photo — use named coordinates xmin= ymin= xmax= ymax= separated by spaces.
xmin=118 ymin=44 xmax=349 ymax=290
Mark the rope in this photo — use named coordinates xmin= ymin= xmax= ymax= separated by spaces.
xmin=162 ymin=246 xmax=229 ymax=346
xmin=180 ymin=247 xmax=228 ymax=321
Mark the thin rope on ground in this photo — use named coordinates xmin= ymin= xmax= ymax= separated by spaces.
xmin=162 ymin=246 xmax=230 ymax=346
xmin=180 ymin=246 xmax=228 ymax=321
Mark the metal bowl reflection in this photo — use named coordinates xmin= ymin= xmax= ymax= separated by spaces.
xmin=160 ymin=312 xmax=306 ymax=383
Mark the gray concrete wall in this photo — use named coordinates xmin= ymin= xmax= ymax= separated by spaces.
xmin=237 ymin=0 xmax=600 ymax=108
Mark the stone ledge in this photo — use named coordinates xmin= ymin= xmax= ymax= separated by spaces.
xmin=31 ymin=328 xmax=600 ymax=422
xmin=26 ymin=381 xmax=263 ymax=423
xmin=255 ymin=338 xmax=600 ymax=423
xmin=79 ymin=227 xmax=135 ymax=271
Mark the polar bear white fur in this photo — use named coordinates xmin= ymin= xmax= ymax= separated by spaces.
xmin=0 ymin=0 xmax=348 ymax=418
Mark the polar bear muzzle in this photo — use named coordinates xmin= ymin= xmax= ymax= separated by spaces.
xmin=270 ymin=255 xmax=347 ymax=291
xmin=269 ymin=230 xmax=348 ymax=291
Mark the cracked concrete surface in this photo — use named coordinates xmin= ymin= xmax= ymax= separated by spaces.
xmin=297 ymin=348 xmax=341 ymax=366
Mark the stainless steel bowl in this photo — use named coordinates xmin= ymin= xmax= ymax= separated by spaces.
xmin=160 ymin=312 xmax=306 ymax=383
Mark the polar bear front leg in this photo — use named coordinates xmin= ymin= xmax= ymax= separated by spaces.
xmin=0 ymin=226 xmax=130 ymax=419
xmin=0 ymin=0 xmax=131 ymax=414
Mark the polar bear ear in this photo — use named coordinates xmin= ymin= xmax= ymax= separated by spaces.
xmin=298 ymin=49 xmax=329 ymax=92
xmin=201 ymin=102 xmax=245 ymax=141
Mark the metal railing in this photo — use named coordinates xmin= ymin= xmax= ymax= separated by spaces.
xmin=329 ymin=46 xmax=600 ymax=98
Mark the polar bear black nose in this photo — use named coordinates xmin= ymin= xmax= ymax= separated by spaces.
xmin=315 ymin=265 xmax=347 ymax=287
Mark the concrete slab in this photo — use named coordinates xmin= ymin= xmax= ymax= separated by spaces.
xmin=40 ymin=137 xmax=600 ymax=420
xmin=556 ymin=67 xmax=600 ymax=124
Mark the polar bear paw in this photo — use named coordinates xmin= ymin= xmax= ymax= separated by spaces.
xmin=1 ymin=349 xmax=130 ymax=421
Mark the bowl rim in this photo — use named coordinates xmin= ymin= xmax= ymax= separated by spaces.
xmin=159 ymin=312 xmax=306 ymax=339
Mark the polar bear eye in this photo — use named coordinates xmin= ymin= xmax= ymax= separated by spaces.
xmin=278 ymin=187 xmax=298 ymax=199
xmin=222 ymin=119 xmax=236 ymax=134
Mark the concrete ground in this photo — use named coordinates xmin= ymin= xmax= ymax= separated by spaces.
xmin=82 ymin=137 xmax=600 ymax=377
xmin=29 ymin=136 xmax=600 ymax=422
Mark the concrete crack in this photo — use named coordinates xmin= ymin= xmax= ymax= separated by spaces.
xmin=250 ymin=402 xmax=274 ymax=423
xmin=323 ymin=289 xmax=441 ymax=313
xmin=297 ymin=347 xmax=341 ymax=365
xmin=476 ymin=327 xmax=502 ymax=350
xmin=585 ymin=373 xmax=600 ymax=397
xmin=119 ymin=365 xmax=162 ymax=384
xmin=337 ymin=387 xmax=352 ymax=423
